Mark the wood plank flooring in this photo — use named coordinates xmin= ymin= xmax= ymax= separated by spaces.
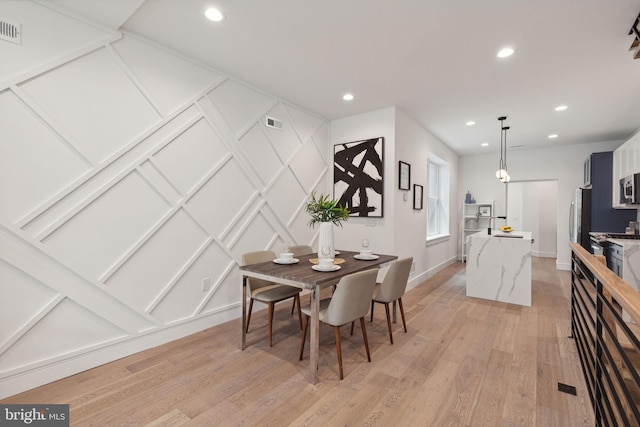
xmin=1 ymin=258 xmax=595 ymax=426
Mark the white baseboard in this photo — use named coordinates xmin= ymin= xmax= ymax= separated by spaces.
xmin=0 ymin=306 xmax=238 ymax=400
xmin=407 ymin=255 xmax=458 ymax=291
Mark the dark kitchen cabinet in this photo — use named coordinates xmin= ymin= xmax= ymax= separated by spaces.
xmin=585 ymin=152 xmax=636 ymax=233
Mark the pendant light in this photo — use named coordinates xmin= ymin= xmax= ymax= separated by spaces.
xmin=495 ymin=116 xmax=511 ymax=183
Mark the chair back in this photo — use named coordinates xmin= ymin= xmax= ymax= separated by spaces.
xmin=376 ymin=257 xmax=413 ymax=302
xmin=242 ymin=250 xmax=277 ymax=291
xmin=324 ymin=269 xmax=377 ymax=326
xmin=289 ymin=245 xmax=313 ymax=256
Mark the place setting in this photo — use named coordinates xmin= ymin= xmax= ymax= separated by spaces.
xmin=310 ymin=246 xmax=342 ymax=272
xmin=273 ymin=243 xmax=299 ymax=264
xmin=354 ymin=239 xmax=379 ymax=261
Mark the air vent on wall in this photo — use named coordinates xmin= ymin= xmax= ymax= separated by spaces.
xmin=0 ymin=18 xmax=21 ymax=45
xmin=265 ymin=116 xmax=283 ymax=130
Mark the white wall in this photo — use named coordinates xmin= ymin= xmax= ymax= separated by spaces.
xmin=0 ymin=3 xmax=331 ymax=398
xmin=459 ymin=140 xmax=622 ymax=269
xmin=509 ymin=181 xmax=558 ymax=258
xmin=330 ymin=107 xmax=460 ymax=288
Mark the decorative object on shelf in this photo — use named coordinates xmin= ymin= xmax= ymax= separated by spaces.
xmin=479 ymin=206 xmax=491 ymax=217
xmin=413 ymin=184 xmax=423 ymax=210
xmin=399 ymin=161 xmax=411 ymax=190
xmin=495 ymin=116 xmax=511 ymax=183
xmin=305 ymin=191 xmax=350 ymax=261
xmin=333 ymin=137 xmax=384 ymax=217
xmin=465 ymin=191 xmax=472 ymax=203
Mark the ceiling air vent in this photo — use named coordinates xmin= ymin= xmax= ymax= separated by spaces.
xmin=0 ymin=18 xmax=21 ymax=45
xmin=265 ymin=116 xmax=283 ymax=130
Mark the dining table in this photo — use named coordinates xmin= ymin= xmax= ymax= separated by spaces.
xmin=239 ymin=249 xmax=398 ymax=383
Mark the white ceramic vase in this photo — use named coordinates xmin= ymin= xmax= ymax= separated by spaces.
xmin=317 ymin=222 xmax=335 ymax=260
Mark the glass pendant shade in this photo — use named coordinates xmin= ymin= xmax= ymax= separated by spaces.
xmin=495 ymin=169 xmax=508 ymax=179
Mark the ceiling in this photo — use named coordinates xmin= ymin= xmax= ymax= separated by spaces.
xmin=49 ymin=0 xmax=640 ymax=155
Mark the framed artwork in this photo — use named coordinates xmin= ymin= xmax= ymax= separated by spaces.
xmin=479 ymin=206 xmax=491 ymax=217
xmin=399 ymin=161 xmax=411 ymax=190
xmin=333 ymin=137 xmax=384 ymax=217
xmin=413 ymin=184 xmax=423 ymax=210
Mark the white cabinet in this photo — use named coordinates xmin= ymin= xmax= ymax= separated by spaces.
xmin=612 ymin=130 xmax=640 ymax=207
xmin=461 ymin=202 xmax=493 ymax=262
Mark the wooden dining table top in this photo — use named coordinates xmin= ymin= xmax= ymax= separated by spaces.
xmin=239 ymin=250 xmax=398 ymax=289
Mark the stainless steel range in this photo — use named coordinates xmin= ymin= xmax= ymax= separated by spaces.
xmin=589 ymin=232 xmax=640 ymax=256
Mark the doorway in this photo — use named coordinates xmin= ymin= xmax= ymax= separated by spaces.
xmin=508 ymin=180 xmax=558 ymax=258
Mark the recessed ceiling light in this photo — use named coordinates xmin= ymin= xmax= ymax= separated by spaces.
xmin=481 ymin=142 xmax=489 ymax=147
xmin=548 ymin=134 xmax=558 ymax=139
xmin=465 ymin=121 xmax=476 ymax=126
xmin=555 ymin=105 xmax=568 ymax=111
xmin=342 ymin=93 xmax=354 ymax=101
xmin=205 ymin=8 xmax=224 ymax=22
xmin=497 ymin=47 xmax=514 ymax=58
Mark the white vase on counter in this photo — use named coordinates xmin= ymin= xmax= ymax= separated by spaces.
xmin=317 ymin=222 xmax=335 ymax=260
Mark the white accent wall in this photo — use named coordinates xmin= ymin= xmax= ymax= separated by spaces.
xmin=0 ymin=3 xmax=330 ymax=398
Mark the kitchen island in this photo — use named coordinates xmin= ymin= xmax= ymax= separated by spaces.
xmin=465 ymin=230 xmax=533 ymax=306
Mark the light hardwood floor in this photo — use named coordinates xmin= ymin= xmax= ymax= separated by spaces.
xmin=2 ymin=258 xmax=594 ymax=426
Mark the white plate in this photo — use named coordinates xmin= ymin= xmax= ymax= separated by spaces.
xmin=354 ymin=254 xmax=379 ymax=260
xmin=273 ymin=258 xmax=299 ymax=265
xmin=312 ymin=264 xmax=341 ymax=272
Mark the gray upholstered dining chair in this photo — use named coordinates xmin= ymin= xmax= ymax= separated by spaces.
xmin=299 ymin=268 xmax=377 ymax=380
xmin=370 ymin=257 xmax=413 ymax=344
xmin=242 ymin=250 xmax=303 ymax=347
xmin=288 ymin=245 xmax=313 ymax=256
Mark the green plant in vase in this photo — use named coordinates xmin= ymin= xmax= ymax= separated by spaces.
xmin=305 ymin=192 xmax=350 ymax=227
xmin=305 ymin=192 xmax=349 ymax=262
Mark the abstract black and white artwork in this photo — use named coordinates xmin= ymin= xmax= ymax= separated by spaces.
xmin=333 ymin=137 xmax=384 ymax=217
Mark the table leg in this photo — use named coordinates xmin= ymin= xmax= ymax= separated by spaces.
xmin=242 ymin=276 xmax=247 ymax=350
xmin=310 ymin=285 xmax=320 ymax=383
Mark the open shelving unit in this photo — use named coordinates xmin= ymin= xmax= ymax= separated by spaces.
xmin=461 ymin=201 xmax=493 ymax=262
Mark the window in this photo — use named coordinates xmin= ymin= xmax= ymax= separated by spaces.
xmin=426 ymin=156 xmax=450 ymax=243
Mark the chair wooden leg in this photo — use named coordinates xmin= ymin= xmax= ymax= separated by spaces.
xmin=246 ymin=299 xmax=254 ymax=333
xmin=370 ymin=301 xmax=374 ymax=322
xmin=268 ymin=302 xmax=275 ymax=347
xmin=398 ymin=297 xmax=407 ymax=333
xmin=350 ymin=321 xmax=355 ymax=335
xmin=384 ymin=302 xmax=393 ymax=344
xmin=299 ymin=315 xmax=309 ymax=360
xmin=360 ymin=317 xmax=371 ymax=362
xmin=291 ymin=297 xmax=297 ymax=315
xmin=334 ymin=326 xmax=344 ymax=380
xmin=295 ymin=295 xmax=303 ymax=331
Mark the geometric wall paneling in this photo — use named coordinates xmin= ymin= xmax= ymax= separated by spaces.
xmin=264 ymin=167 xmax=308 ymax=227
xmin=206 ymin=79 xmax=277 ymax=138
xmin=0 ymin=297 xmax=127 ymax=371
xmin=185 ymin=158 xmax=258 ymax=239
xmin=138 ymin=160 xmax=182 ymax=205
xmin=42 ymin=171 xmax=173 ymax=280
xmin=263 ymin=103 xmax=304 ymax=164
xmin=0 ymin=90 xmax=91 ymax=224
xmin=218 ymin=196 xmax=264 ymax=252
xmin=289 ymin=139 xmax=328 ymax=193
xmin=0 ymin=261 xmax=60 ymax=350
xmin=18 ymin=48 xmax=162 ymax=165
xmin=228 ymin=210 xmax=279 ymax=262
xmin=0 ymin=2 xmax=120 ymax=89
xmin=311 ymin=122 xmax=331 ymax=163
xmin=150 ymin=240 xmax=235 ymax=323
xmin=104 ymin=208 xmax=209 ymax=313
xmin=152 ymin=118 xmax=231 ymax=194
xmin=238 ymin=123 xmax=283 ymax=186
xmin=111 ymin=34 xmax=225 ymax=117
xmin=283 ymin=103 xmax=325 ymax=146
xmin=20 ymin=105 xmax=202 ymax=239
